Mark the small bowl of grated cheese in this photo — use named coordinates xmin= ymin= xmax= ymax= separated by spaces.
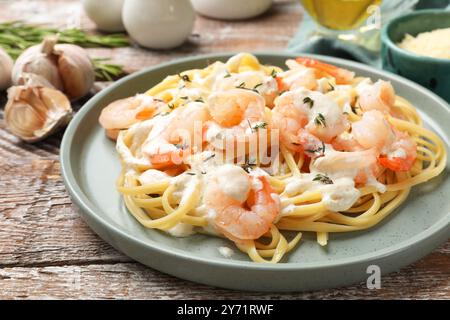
xmin=382 ymin=9 xmax=450 ymax=103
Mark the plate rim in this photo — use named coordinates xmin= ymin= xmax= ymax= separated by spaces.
xmin=60 ymin=51 xmax=450 ymax=272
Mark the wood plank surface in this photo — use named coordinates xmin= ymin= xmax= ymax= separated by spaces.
xmin=0 ymin=0 xmax=448 ymax=299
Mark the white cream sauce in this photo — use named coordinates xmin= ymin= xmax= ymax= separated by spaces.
xmin=283 ymin=174 xmax=361 ymax=212
xmin=276 ymin=88 xmax=349 ymax=141
xmin=218 ymin=246 xmax=234 ymax=258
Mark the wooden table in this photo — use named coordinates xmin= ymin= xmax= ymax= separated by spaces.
xmin=0 ymin=0 xmax=448 ymax=300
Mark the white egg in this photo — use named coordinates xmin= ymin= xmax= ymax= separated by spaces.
xmin=82 ymin=0 xmax=125 ymax=32
xmin=122 ymin=0 xmax=195 ymax=49
xmin=192 ymin=0 xmax=273 ymax=20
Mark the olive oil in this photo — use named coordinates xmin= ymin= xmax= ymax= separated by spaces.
xmin=301 ymin=0 xmax=382 ymax=30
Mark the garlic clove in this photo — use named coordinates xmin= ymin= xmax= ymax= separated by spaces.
xmin=5 ymin=86 xmax=72 ymax=142
xmin=12 ymin=37 xmax=64 ymax=91
xmin=17 ymin=72 xmax=58 ymax=89
xmin=54 ymin=44 xmax=95 ymax=100
xmin=0 ymin=48 xmax=14 ymax=90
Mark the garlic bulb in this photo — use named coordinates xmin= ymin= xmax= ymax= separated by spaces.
xmin=53 ymin=43 xmax=95 ymax=100
xmin=12 ymin=37 xmax=95 ymax=100
xmin=5 ymin=85 xmax=72 ymax=142
xmin=0 ymin=48 xmax=14 ymax=90
xmin=12 ymin=37 xmax=64 ymax=91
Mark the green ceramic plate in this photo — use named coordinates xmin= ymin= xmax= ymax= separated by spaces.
xmin=61 ymin=53 xmax=450 ymax=292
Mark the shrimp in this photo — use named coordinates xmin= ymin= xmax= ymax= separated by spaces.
xmin=311 ymin=147 xmax=383 ymax=185
xmin=295 ymin=57 xmax=355 ymax=85
xmin=352 ymin=110 xmax=394 ymax=150
xmin=272 ymin=89 xmax=348 ymax=153
xmin=213 ymin=71 xmax=279 ymax=107
xmin=271 ymin=100 xmax=323 ymax=156
xmin=378 ymin=130 xmax=417 ymax=171
xmin=356 ymin=80 xmax=396 ymax=114
xmin=332 ymin=131 xmax=363 ymax=152
xmin=352 ymin=110 xmax=417 ymax=171
xmin=99 ymin=94 xmax=165 ymax=140
xmin=142 ymin=102 xmax=211 ymax=169
xmin=204 ymin=89 xmax=268 ymax=150
xmin=204 ymin=164 xmax=280 ymax=241
xmin=276 ymin=60 xmax=318 ymax=91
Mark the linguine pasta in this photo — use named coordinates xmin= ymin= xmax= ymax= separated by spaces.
xmin=99 ymin=53 xmax=447 ymax=263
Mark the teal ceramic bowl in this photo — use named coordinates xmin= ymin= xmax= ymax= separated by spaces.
xmin=381 ymin=10 xmax=450 ymax=103
xmin=61 ymin=53 xmax=450 ymax=292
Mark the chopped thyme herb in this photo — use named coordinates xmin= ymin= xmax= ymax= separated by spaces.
xmin=252 ymin=122 xmax=268 ymax=131
xmin=306 ymin=142 xmax=325 ymax=155
xmin=314 ymin=113 xmax=326 ymax=127
xmin=195 ymin=97 xmax=205 ymax=103
xmin=236 ymin=82 xmax=246 ymax=89
xmin=186 ymin=172 xmax=196 ymax=176
xmin=351 ymin=101 xmax=361 ymax=114
xmin=303 ymin=97 xmax=314 ymax=108
xmin=236 ymin=82 xmax=263 ymax=93
xmin=174 ymin=143 xmax=188 ymax=150
xmin=270 ymin=69 xmax=277 ymax=78
xmin=343 ymin=111 xmax=349 ymax=115
xmin=180 ymin=96 xmax=189 ymax=100
xmin=328 ymin=82 xmax=335 ymax=91
xmin=242 ymin=159 xmax=256 ymax=173
xmin=253 ymin=83 xmax=263 ymax=90
xmin=168 ymin=103 xmax=175 ymax=109
xmin=204 ymin=154 xmax=216 ymax=162
xmin=313 ymin=174 xmax=333 ymax=184
xmin=158 ymin=112 xmax=170 ymax=117
xmin=247 ymin=119 xmax=254 ymax=133
xmin=201 ymin=171 xmax=207 ymax=175
xmin=224 ymin=72 xmax=231 ymax=78
xmin=179 ymin=73 xmax=191 ymax=82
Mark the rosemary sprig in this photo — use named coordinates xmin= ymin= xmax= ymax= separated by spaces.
xmin=0 ymin=21 xmax=129 ymax=59
xmin=91 ymin=58 xmax=125 ymax=82
xmin=0 ymin=21 xmax=129 ymax=81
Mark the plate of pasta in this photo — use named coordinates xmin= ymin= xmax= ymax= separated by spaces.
xmin=61 ymin=53 xmax=450 ymax=291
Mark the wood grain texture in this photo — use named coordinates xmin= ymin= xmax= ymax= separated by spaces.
xmin=0 ymin=0 xmax=448 ymax=299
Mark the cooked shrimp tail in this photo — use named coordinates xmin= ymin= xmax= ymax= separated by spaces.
xmin=295 ymin=57 xmax=355 ymax=84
